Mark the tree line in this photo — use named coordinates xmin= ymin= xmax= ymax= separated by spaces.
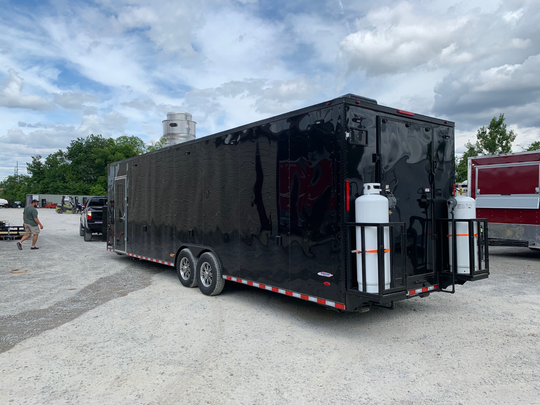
xmin=0 ymin=134 xmax=165 ymax=203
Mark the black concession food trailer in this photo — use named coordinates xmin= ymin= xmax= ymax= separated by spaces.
xmin=107 ymin=94 xmax=489 ymax=312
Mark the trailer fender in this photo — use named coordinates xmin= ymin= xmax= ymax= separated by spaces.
xmin=174 ymin=244 xmax=210 ymax=259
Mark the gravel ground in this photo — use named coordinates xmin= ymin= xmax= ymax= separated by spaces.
xmin=0 ymin=208 xmax=539 ymax=405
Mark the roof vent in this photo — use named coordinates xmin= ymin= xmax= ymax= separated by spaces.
xmin=162 ymin=112 xmax=196 ymax=146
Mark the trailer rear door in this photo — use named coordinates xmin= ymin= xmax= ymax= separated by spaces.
xmin=113 ymin=176 xmax=127 ymax=253
xmin=377 ymin=116 xmax=453 ymax=283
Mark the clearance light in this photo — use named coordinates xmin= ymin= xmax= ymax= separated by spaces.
xmin=397 ymin=110 xmax=415 ymax=116
xmin=326 ymin=102 xmax=332 ymax=105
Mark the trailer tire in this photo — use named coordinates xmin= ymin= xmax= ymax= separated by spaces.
xmin=84 ymin=228 xmax=92 ymax=242
xmin=196 ymin=252 xmax=225 ymax=296
xmin=176 ymin=249 xmax=198 ymax=288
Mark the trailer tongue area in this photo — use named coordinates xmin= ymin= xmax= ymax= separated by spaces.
xmin=107 ymin=94 xmax=489 ymax=312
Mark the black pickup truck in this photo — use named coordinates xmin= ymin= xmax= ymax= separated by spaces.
xmin=80 ymin=196 xmax=107 ymax=241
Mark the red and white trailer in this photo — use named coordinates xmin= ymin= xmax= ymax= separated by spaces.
xmin=468 ymin=151 xmax=540 ymax=249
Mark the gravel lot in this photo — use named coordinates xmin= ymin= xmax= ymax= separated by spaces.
xmin=0 ymin=208 xmax=539 ymax=405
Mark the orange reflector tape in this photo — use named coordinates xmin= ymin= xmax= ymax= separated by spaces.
xmin=356 ymin=248 xmax=390 ymax=253
xmin=447 ymin=234 xmax=479 ymax=237
xmin=408 ymin=285 xmax=439 ymax=296
xmin=224 ymin=275 xmax=346 ymax=310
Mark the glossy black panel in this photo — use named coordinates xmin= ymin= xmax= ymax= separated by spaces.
xmin=107 ymin=94 xmax=456 ymax=306
xmin=108 ymin=105 xmax=344 ymax=303
xmin=287 ymin=107 xmax=341 ymax=298
xmin=346 ymin=105 xmax=454 ymax=287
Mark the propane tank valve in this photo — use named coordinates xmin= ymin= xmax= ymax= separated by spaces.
xmin=447 ymin=196 xmax=457 ymax=214
xmin=385 ymin=185 xmax=397 ymax=214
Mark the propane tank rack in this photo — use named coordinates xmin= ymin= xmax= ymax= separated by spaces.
xmin=346 ymin=222 xmax=407 ymax=305
xmin=437 ymin=218 xmax=490 ymax=293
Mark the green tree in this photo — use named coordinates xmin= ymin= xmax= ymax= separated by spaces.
xmin=146 ymin=136 xmax=167 ymax=152
xmin=0 ymin=175 xmax=30 ymax=203
xmin=455 ymin=143 xmax=480 ymax=183
xmin=455 ymin=114 xmax=517 ymax=183
xmin=26 ymin=155 xmax=46 ymax=193
xmin=61 ymin=134 xmax=145 ymax=194
xmin=41 ymin=150 xmax=71 ymax=194
xmin=115 ymin=135 xmax=146 ymax=155
xmin=65 ymin=134 xmax=113 ymax=193
xmin=474 ymin=114 xmax=516 ymax=155
xmin=14 ymin=134 xmax=147 ymax=196
xmin=525 ymin=141 xmax=540 ymax=151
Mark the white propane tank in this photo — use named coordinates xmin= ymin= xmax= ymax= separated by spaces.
xmin=355 ymin=183 xmax=390 ymax=293
xmin=448 ymin=195 xmax=478 ymax=274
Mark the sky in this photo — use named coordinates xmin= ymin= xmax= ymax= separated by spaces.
xmin=1 ymin=0 xmax=539 ymax=181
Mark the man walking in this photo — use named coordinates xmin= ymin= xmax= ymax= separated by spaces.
xmin=17 ymin=199 xmax=44 ymax=250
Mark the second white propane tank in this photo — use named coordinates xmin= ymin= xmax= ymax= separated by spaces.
xmin=355 ymin=183 xmax=390 ymax=293
xmin=448 ymin=195 xmax=478 ymax=274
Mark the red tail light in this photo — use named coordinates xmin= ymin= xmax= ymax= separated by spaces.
xmin=87 ymin=212 xmax=92 ymax=220
xmin=346 ymin=181 xmax=350 ymax=212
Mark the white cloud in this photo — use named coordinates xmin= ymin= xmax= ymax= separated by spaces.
xmin=339 ymin=2 xmax=478 ymax=76
xmin=121 ymin=98 xmax=156 ymax=110
xmin=103 ymin=111 xmax=129 ymax=131
xmin=433 ymin=54 xmax=540 ymax=125
xmin=513 ymin=125 xmax=540 ymax=150
xmin=53 ymin=92 xmax=97 ymax=110
xmin=0 ymin=69 xmax=54 ymax=111
xmin=110 ymin=2 xmax=199 ymax=59
xmin=187 ymin=9 xmax=291 ymax=87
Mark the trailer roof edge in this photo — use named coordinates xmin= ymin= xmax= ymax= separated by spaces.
xmin=112 ymin=94 xmax=454 ymax=165
xmin=468 ymin=150 xmax=540 ymax=160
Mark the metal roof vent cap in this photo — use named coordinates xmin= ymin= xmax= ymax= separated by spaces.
xmin=162 ymin=112 xmax=196 ymax=146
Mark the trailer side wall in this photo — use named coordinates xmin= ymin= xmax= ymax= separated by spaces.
xmin=109 ymin=105 xmax=344 ymax=303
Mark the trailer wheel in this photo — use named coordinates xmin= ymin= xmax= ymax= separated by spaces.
xmin=176 ymin=249 xmax=198 ymax=288
xmin=196 ymin=252 xmax=225 ymax=296
xmin=84 ymin=228 xmax=92 ymax=242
